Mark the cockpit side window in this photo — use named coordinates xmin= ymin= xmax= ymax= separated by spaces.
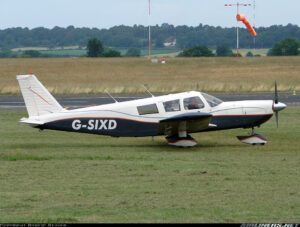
xmin=183 ymin=96 xmax=204 ymax=110
xmin=163 ymin=99 xmax=181 ymax=112
xmin=201 ymin=93 xmax=223 ymax=107
xmin=137 ymin=104 xmax=159 ymax=115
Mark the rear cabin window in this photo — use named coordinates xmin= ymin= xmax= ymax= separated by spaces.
xmin=137 ymin=104 xmax=159 ymax=115
xmin=184 ymin=96 xmax=205 ymax=110
xmin=163 ymin=99 xmax=181 ymax=112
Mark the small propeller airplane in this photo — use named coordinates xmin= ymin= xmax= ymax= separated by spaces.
xmin=17 ymin=74 xmax=286 ymax=147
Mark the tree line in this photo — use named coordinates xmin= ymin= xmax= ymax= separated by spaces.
xmin=1 ymin=37 xmax=298 ymax=58
xmin=1 ymin=23 xmax=300 ymax=49
xmin=177 ymin=37 xmax=300 ymax=57
xmin=86 ymin=39 xmax=143 ymax=57
xmin=85 ymin=37 xmax=300 ymax=58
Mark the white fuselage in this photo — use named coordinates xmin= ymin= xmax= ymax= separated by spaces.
xmin=34 ymin=91 xmax=274 ymax=124
xmin=27 ymin=91 xmax=274 ymax=137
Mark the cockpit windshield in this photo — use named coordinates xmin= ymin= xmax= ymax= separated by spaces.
xmin=201 ymin=92 xmax=223 ymax=107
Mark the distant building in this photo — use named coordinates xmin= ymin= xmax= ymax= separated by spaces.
xmin=164 ymin=37 xmax=176 ymax=47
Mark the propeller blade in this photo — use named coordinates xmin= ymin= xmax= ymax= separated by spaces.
xmin=273 ymin=82 xmax=287 ymax=130
xmin=275 ymin=111 xmax=279 ymax=129
xmin=274 ymin=81 xmax=278 ymax=104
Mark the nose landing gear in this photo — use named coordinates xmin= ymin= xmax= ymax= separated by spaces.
xmin=237 ymin=127 xmax=268 ymax=145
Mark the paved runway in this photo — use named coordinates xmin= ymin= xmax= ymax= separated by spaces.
xmin=0 ymin=92 xmax=298 ymax=111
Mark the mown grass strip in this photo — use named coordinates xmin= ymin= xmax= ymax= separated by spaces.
xmin=0 ymin=155 xmax=115 ymax=161
xmin=0 ymin=109 xmax=299 ymax=223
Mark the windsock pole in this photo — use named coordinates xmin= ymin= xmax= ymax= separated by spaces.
xmin=253 ymin=0 xmax=256 ymax=51
xmin=225 ymin=2 xmax=252 ymax=58
xmin=237 ymin=3 xmax=239 ymax=58
xmin=148 ymin=0 xmax=151 ymax=61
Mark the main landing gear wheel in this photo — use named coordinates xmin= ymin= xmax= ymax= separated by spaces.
xmin=237 ymin=127 xmax=268 ymax=146
xmin=166 ymin=134 xmax=198 ymax=148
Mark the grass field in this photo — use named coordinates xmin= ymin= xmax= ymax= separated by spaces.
xmin=39 ymin=49 xmax=86 ymax=57
xmin=0 ymin=108 xmax=299 ymax=223
xmin=115 ymin=48 xmax=180 ymax=57
xmin=11 ymin=47 xmax=266 ymax=58
xmin=12 ymin=47 xmax=86 ymax=57
xmin=0 ymin=57 xmax=300 ymax=95
xmin=11 ymin=47 xmax=180 ymax=58
xmin=12 ymin=46 xmax=81 ymax=52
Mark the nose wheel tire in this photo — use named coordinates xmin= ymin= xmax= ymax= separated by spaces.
xmin=237 ymin=128 xmax=268 ymax=145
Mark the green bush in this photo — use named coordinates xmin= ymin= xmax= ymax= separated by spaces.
xmin=178 ymin=46 xmax=215 ymax=57
xmin=268 ymin=37 xmax=300 ymax=56
xmin=103 ymin=49 xmax=121 ymax=57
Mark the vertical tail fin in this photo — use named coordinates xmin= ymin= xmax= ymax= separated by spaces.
xmin=17 ymin=75 xmax=63 ymax=117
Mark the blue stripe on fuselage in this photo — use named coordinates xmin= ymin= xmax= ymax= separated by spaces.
xmin=38 ymin=114 xmax=273 ymax=137
xmin=39 ymin=117 xmax=159 ymax=137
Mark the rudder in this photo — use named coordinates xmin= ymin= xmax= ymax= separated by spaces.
xmin=17 ymin=75 xmax=63 ymax=117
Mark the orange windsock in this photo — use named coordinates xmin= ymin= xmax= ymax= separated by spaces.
xmin=236 ymin=14 xmax=257 ymax=37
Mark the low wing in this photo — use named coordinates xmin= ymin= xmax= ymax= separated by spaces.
xmin=158 ymin=112 xmax=215 ymax=136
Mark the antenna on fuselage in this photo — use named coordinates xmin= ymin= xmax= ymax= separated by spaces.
xmin=105 ymin=89 xmax=118 ymax=103
xmin=142 ymin=84 xmax=155 ymax=97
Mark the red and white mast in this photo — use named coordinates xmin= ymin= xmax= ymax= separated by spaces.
xmin=253 ymin=0 xmax=256 ymax=50
xmin=148 ymin=0 xmax=151 ymax=61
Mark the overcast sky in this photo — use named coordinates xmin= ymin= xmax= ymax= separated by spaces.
xmin=0 ymin=0 xmax=299 ymax=29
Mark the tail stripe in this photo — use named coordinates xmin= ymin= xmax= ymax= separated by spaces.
xmin=29 ymin=88 xmax=52 ymax=106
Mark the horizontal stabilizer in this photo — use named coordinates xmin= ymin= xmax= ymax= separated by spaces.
xmin=19 ymin=117 xmax=44 ymax=127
